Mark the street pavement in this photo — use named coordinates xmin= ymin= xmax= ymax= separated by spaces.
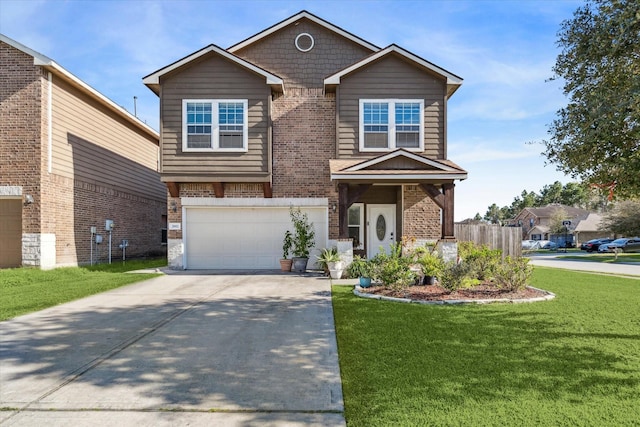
xmin=0 ymin=272 xmax=345 ymax=426
xmin=529 ymin=253 xmax=640 ymax=277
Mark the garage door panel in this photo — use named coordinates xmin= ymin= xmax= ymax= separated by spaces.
xmin=185 ymin=207 xmax=327 ymax=270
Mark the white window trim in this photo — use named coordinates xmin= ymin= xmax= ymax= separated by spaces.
xmin=348 ymin=203 xmax=365 ymax=250
xmin=182 ymin=99 xmax=249 ymax=153
xmin=358 ymin=99 xmax=424 ymax=152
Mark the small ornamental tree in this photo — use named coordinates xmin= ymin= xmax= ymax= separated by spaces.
xmin=289 ymin=207 xmax=316 ymax=258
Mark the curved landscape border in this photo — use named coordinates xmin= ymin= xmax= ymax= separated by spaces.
xmin=353 ymin=285 xmax=556 ymax=305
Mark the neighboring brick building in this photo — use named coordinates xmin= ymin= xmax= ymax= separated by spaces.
xmin=511 ymin=204 xmax=591 ymax=241
xmin=143 ymin=11 xmax=468 ymax=269
xmin=0 ymin=34 xmax=166 ymax=268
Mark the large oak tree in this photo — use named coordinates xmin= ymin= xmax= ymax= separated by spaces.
xmin=544 ymin=0 xmax=640 ymax=198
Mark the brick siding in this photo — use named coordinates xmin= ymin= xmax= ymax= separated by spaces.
xmin=1 ymin=40 xmax=166 ymax=267
xmin=403 ymin=185 xmax=441 ymax=240
xmin=272 ymin=91 xmax=339 ymax=238
xmin=0 ymin=42 xmax=43 ymax=233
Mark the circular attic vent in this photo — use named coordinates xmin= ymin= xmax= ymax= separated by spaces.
xmin=295 ymin=33 xmax=314 ymax=52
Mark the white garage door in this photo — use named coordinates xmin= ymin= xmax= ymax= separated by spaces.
xmin=184 ymin=206 xmax=327 ymax=269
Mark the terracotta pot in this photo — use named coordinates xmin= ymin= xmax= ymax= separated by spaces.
xmin=279 ymin=259 xmax=293 ymax=272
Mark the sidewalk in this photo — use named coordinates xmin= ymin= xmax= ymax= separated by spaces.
xmin=529 ymin=256 xmax=640 ymax=277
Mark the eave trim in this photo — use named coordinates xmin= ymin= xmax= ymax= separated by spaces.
xmin=324 ymin=44 xmax=463 ymax=95
xmin=345 ymin=149 xmax=458 ymax=172
xmin=143 ymin=44 xmax=284 ymax=90
xmin=1 ymin=33 xmax=159 ymax=140
xmin=227 ymin=10 xmax=379 ymax=53
xmin=331 ymin=173 xmax=468 ymax=181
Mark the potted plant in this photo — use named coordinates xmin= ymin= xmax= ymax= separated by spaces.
xmin=347 ymin=256 xmax=373 ymax=288
xmin=279 ymin=230 xmax=293 ymax=272
xmin=289 ymin=207 xmax=316 ymax=273
xmin=418 ymin=252 xmax=444 ymax=285
xmin=317 ymin=247 xmax=337 ymax=275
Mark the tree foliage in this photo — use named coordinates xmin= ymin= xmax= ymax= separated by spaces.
xmin=599 ymin=199 xmax=640 ymax=236
xmin=548 ymin=207 xmax=570 ymax=234
xmin=543 ymin=0 xmax=640 ymax=197
xmin=477 ymin=181 xmax=592 ymax=223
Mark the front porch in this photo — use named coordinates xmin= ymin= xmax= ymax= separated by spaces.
xmin=330 ymin=150 xmax=467 ymax=257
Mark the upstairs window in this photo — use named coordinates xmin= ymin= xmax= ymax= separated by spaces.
xmin=359 ymin=99 xmax=424 ymax=152
xmin=185 ymin=102 xmax=212 ymax=149
xmin=362 ymin=102 xmax=389 ymax=149
xmin=182 ymin=99 xmax=248 ymax=152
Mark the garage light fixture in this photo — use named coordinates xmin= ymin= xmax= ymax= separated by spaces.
xmin=24 ymin=194 xmax=34 ymax=204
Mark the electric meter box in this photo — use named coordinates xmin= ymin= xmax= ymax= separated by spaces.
xmin=95 ymin=235 xmax=103 ymax=244
xmin=105 ymin=219 xmax=114 ymax=231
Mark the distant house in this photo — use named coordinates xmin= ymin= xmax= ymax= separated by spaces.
xmin=143 ymin=10 xmax=468 ymax=270
xmin=573 ymin=213 xmax=611 ymax=243
xmin=0 ymin=34 xmax=166 ymax=268
xmin=511 ymin=204 xmax=590 ymax=240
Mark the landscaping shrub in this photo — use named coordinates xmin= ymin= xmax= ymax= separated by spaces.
xmin=417 ymin=252 xmax=445 ymax=278
xmin=460 ymin=242 xmax=502 ymax=281
xmin=493 ymin=256 xmax=533 ymax=291
xmin=438 ymin=260 xmax=473 ymax=291
xmin=371 ymin=243 xmax=416 ymax=291
xmin=377 ymin=257 xmax=416 ymax=291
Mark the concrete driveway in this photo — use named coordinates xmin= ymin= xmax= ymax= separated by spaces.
xmin=0 ymin=271 xmax=345 ymax=426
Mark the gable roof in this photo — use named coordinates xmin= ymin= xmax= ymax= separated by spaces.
xmin=330 ymin=149 xmax=467 ymax=182
xmin=324 ymin=44 xmax=463 ymax=97
xmin=0 ymin=33 xmax=158 ymax=141
xmin=227 ymin=10 xmax=379 ymax=53
xmin=143 ymin=44 xmax=284 ymax=95
xmin=574 ymin=213 xmax=604 ymax=232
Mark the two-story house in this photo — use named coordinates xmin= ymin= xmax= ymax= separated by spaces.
xmin=512 ymin=204 xmax=591 ymax=241
xmin=1 ymin=34 xmax=166 ymax=268
xmin=143 ymin=11 xmax=467 ymax=270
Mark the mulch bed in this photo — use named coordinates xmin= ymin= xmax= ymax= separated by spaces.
xmin=359 ymin=283 xmax=546 ymax=301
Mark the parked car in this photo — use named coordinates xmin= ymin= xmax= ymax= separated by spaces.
xmin=522 ymin=240 xmax=540 ymax=250
xmin=607 ymin=237 xmax=640 ymax=253
xmin=580 ymin=238 xmax=614 ymax=252
xmin=537 ymin=240 xmax=557 ymax=250
xmin=598 ymin=242 xmax=615 ymax=253
xmin=621 ymin=238 xmax=640 ymax=252
xmin=558 ymin=241 xmax=576 ymax=249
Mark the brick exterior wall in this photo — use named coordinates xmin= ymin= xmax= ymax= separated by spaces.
xmin=403 ymin=185 xmax=441 ymax=240
xmin=272 ymin=91 xmax=339 ymax=238
xmin=47 ymin=174 xmax=166 ymax=265
xmin=0 ymin=42 xmax=43 ymax=234
xmin=1 ymin=40 xmax=166 ymax=267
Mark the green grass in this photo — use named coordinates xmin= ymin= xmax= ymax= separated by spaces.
xmin=0 ymin=258 xmax=165 ymax=321
xmin=332 ymin=267 xmax=640 ymax=426
xmin=558 ymin=253 xmax=640 ymax=263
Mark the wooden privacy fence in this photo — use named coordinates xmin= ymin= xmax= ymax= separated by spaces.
xmin=455 ymin=224 xmax=522 ymax=258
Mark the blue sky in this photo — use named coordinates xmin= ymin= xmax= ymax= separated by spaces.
xmin=0 ymin=0 xmax=583 ymax=220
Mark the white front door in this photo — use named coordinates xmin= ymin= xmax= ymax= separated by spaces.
xmin=367 ymin=204 xmax=396 ymax=257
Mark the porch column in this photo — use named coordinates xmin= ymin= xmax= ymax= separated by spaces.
xmin=442 ymin=183 xmax=455 ymax=239
xmin=338 ymin=183 xmax=371 ymax=238
xmin=338 ymin=183 xmax=349 ymax=238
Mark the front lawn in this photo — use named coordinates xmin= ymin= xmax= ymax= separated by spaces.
xmin=0 ymin=258 xmax=165 ymax=321
xmin=332 ymin=267 xmax=640 ymax=426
